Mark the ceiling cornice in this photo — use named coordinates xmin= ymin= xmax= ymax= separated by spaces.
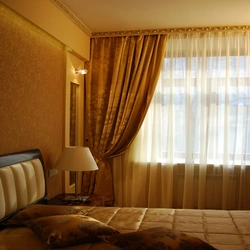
xmin=51 ymin=0 xmax=250 ymax=38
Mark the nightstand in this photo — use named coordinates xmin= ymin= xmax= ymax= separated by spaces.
xmin=48 ymin=194 xmax=106 ymax=206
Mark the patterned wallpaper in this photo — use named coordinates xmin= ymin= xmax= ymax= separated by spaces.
xmin=0 ymin=3 xmax=66 ymax=198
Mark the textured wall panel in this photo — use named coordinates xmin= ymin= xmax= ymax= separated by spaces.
xmin=0 ymin=3 xmax=65 ymax=198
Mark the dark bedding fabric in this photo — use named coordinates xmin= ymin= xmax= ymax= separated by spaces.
xmin=102 ymin=226 xmax=217 ymax=249
xmin=24 ymin=214 xmax=120 ymax=248
xmin=3 ymin=204 xmax=88 ymax=226
xmin=0 ymin=226 xmax=121 ymax=250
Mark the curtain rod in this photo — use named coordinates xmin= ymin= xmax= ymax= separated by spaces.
xmin=91 ymin=25 xmax=250 ymax=38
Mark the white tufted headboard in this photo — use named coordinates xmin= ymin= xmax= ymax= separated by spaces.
xmin=0 ymin=149 xmax=47 ymax=222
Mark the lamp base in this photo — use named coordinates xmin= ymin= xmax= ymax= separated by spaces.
xmin=63 ymin=195 xmax=89 ymax=202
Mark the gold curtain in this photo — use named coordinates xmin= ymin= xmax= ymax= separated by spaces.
xmin=84 ymin=35 xmax=167 ymax=203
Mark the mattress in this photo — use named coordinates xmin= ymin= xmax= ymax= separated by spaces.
xmin=0 ymin=205 xmax=250 ymax=250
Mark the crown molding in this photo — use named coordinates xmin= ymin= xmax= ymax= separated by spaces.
xmin=50 ymin=0 xmax=250 ymax=38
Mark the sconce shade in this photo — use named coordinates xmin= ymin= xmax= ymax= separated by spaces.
xmin=54 ymin=147 xmax=98 ymax=172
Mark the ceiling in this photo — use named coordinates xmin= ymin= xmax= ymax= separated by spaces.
xmin=56 ymin=0 xmax=250 ymax=35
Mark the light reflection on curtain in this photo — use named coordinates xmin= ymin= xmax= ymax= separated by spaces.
xmin=84 ymin=35 xmax=167 ymax=204
xmin=112 ymin=31 xmax=250 ymax=209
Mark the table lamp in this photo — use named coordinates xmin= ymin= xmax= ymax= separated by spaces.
xmin=54 ymin=146 xmax=98 ymax=202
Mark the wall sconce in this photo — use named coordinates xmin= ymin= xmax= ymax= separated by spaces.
xmin=75 ymin=69 xmax=88 ymax=75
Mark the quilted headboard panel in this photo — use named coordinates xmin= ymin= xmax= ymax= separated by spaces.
xmin=0 ymin=149 xmax=46 ymax=222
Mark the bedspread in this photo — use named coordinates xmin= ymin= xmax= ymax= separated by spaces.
xmin=86 ymin=207 xmax=250 ymax=249
xmin=1 ymin=206 xmax=250 ymax=250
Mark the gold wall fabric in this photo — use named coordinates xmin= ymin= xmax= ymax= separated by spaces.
xmin=85 ymin=35 xmax=167 ymax=203
xmin=0 ymin=3 xmax=65 ymax=199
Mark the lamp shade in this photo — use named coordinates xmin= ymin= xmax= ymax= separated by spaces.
xmin=54 ymin=146 xmax=98 ymax=171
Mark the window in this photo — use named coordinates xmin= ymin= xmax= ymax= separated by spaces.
xmin=136 ymin=34 xmax=250 ymax=166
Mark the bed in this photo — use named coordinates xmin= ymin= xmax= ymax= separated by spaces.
xmin=0 ymin=149 xmax=249 ymax=250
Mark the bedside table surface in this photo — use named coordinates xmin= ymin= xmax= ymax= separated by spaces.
xmin=48 ymin=194 xmax=106 ymax=206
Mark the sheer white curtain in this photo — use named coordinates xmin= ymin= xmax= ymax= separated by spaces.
xmin=112 ymin=31 xmax=250 ymax=209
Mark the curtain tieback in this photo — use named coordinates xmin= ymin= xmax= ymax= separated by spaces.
xmin=88 ymin=146 xmax=107 ymax=163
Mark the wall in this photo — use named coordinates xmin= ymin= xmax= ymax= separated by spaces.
xmin=0 ymin=2 xmax=66 ymax=198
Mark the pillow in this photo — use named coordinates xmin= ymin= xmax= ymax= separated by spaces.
xmin=24 ymin=214 xmax=120 ymax=248
xmin=4 ymin=204 xmax=88 ymax=226
xmin=101 ymin=227 xmax=216 ymax=250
